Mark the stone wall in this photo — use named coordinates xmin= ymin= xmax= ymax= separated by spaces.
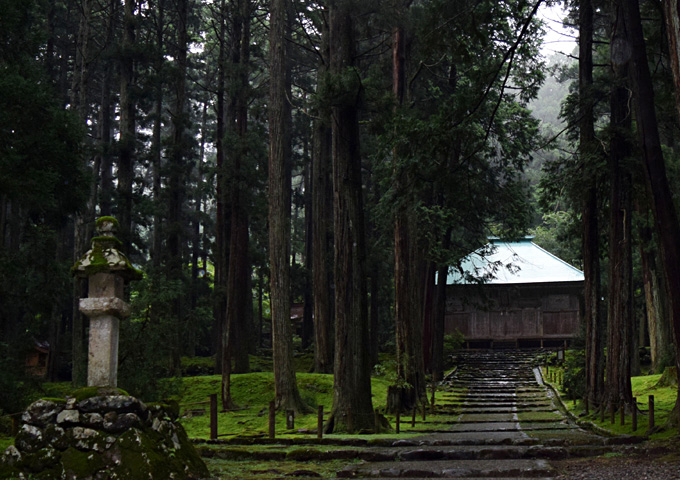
xmin=0 ymin=388 xmax=208 ymax=479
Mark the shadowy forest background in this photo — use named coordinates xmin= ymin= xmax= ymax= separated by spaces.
xmin=4 ymin=0 xmax=680 ymax=432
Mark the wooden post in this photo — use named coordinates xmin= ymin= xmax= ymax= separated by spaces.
xmin=209 ymin=393 xmax=218 ymax=441
xmin=632 ymin=397 xmax=637 ymax=431
xmin=620 ymin=401 xmax=625 ymax=426
xmin=411 ymin=407 xmax=416 ymax=427
xmin=286 ymin=409 xmax=295 ymax=430
xmin=431 ymin=382 xmax=436 ymax=408
xmin=422 ymin=402 xmax=426 ymax=421
xmin=649 ymin=395 xmax=655 ymax=430
xmin=374 ymin=409 xmax=380 ymax=434
xmin=396 ymin=409 xmax=400 ymax=434
xmin=11 ymin=416 xmax=19 ymax=436
xmin=317 ymin=405 xmax=324 ymax=439
xmin=268 ymin=401 xmax=276 ymax=439
xmin=610 ymin=403 xmax=615 ymax=424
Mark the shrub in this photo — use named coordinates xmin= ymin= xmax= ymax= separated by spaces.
xmin=562 ymin=349 xmax=585 ymax=400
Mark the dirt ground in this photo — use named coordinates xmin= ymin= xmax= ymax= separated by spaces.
xmin=554 ymin=447 xmax=680 ymax=480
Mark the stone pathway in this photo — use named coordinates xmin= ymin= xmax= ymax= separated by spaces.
xmin=336 ymin=350 xmax=627 ymax=479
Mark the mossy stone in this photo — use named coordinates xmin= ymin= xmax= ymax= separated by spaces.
xmin=61 ymin=446 xmax=106 ymax=478
xmin=70 ymin=387 xmax=128 ymax=403
xmin=22 ymin=446 xmax=60 ymax=473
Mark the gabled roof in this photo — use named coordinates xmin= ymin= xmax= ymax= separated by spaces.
xmin=447 ymin=237 xmax=584 ymax=285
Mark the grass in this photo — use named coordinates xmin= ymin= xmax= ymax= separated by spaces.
xmin=177 ymin=371 xmax=426 ymax=439
xmin=0 ymin=437 xmax=12 ymax=452
xmin=544 ymin=367 xmax=679 ymax=439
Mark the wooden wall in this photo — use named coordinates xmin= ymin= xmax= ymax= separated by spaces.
xmin=445 ymin=282 xmax=582 ymax=345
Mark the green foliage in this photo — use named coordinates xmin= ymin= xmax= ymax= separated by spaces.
xmin=530 ymin=211 xmax=582 ymax=268
xmin=443 ymin=332 xmax=464 ymax=362
xmin=181 ymin=356 xmax=215 ymax=376
xmin=561 ymin=349 xmax=585 ymax=401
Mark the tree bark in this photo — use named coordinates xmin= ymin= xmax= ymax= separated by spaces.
xmin=391 ymin=13 xmax=427 ymax=413
xmin=269 ymin=0 xmax=308 ymax=412
xmin=624 ymin=0 xmax=680 ymax=425
xmin=118 ymin=0 xmax=136 ymax=254
xmin=638 ymin=209 xmax=675 ymax=373
xmin=213 ymin=0 xmax=228 ymax=372
xmin=663 ymin=0 xmax=680 ymax=122
xmin=325 ymin=0 xmax=375 ymax=433
xmin=225 ymin=0 xmax=252 ymax=375
xmin=605 ymin=0 xmax=634 ymax=410
xmin=580 ymin=0 xmax=605 ymax=409
xmin=312 ymin=7 xmax=334 ymax=374
xmin=70 ymin=0 xmax=93 ymax=387
xmin=432 ymin=229 xmax=451 ymax=382
xmin=167 ymin=0 xmax=189 ymax=375
xmin=151 ymin=0 xmax=165 ymax=267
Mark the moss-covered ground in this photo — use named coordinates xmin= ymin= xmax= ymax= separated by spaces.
xmin=543 ymin=367 xmax=678 ymax=439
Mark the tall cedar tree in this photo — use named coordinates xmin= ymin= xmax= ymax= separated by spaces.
xmin=269 ymin=0 xmax=308 ymax=413
xmin=311 ymin=6 xmax=334 ymax=374
xmin=623 ymin=0 xmax=680 ymax=425
xmin=325 ymin=0 xmax=375 ymax=434
xmin=391 ymin=4 xmax=427 ymax=412
xmin=580 ymin=0 xmax=605 ymax=409
xmin=605 ymin=0 xmax=634 ymax=409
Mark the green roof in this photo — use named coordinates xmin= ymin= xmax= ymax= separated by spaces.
xmin=447 ymin=237 xmax=584 ymax=285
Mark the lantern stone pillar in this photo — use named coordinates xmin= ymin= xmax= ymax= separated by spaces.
xmin=72 ymin=217 xmax=142 ymax=387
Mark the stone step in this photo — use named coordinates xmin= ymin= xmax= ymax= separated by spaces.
xmin=337 ymin=459 xmax=555 ymax=478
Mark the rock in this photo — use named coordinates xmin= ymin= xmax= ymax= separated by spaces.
xmin=2 ymin=394 xmax=209 ymax=480
xmin=103 ymin=412 xmax=142 ymax=433
xmin=1 ymin=446 xmax=21 ymax=467
xmin=78 ymin=395 xmax=147 ymax=416
xmin=44 ymin=424 xmax=68 ymax=450
xmin=81 ymin=412 xmax=104 ymax=429
xmin=57 ymin=409 xmax=81 ymax=426
xmin=22 ymin=399 xmax=64 ymax=428
xmin=15 ymin=424 xmax=45 ymax=453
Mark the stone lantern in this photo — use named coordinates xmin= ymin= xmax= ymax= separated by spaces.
xmin=72 ymin=217 xmax=142 ymax=387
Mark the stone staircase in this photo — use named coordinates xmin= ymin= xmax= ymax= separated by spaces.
xmin=336 ymin=350 xmax=621 ymax=479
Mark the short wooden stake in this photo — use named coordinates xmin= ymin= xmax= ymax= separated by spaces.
xmin=649 ymin=395 xmax=655 ymax=430
xmin=422 ymin=403 xmax=426 ymax=421
xmin=286 ymin=409 xmax=295 ymax=430
xmin=317 ymin=405 xmax=324 ymax=439
xmin=632 ymin=398 xmax=637 ymax=431
xmin=268 ymin=400 xmax=276 ymax=439
xmin=411 ymin=407 xmax=416 ymax=427
xmin=431 ymin=382 xmax=436 ymax=408
xmin=11 ymin=416 xmax=18 ymax=437
xmin=374 ymin=408 xmax=380 ymax=433
xmin=396 ymin=409 xmax=400 ymax=434
xmin=620 ymin=401 xmax=625 ymax=426
xmin=209 ymin=393 xmax=218 ymax=441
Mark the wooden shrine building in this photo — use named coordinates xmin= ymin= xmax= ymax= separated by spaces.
xmin=445 ymin=237 xmax=584 ymax=349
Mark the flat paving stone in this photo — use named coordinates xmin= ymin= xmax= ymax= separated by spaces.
xmin=334 ymin=350 xmax=629 ymax=479
xmin=337 ymin=459 xmax=555 ymax=478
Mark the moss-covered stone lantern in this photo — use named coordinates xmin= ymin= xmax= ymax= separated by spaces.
xmin=72 ymin=217 xmax=142 ymax=388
